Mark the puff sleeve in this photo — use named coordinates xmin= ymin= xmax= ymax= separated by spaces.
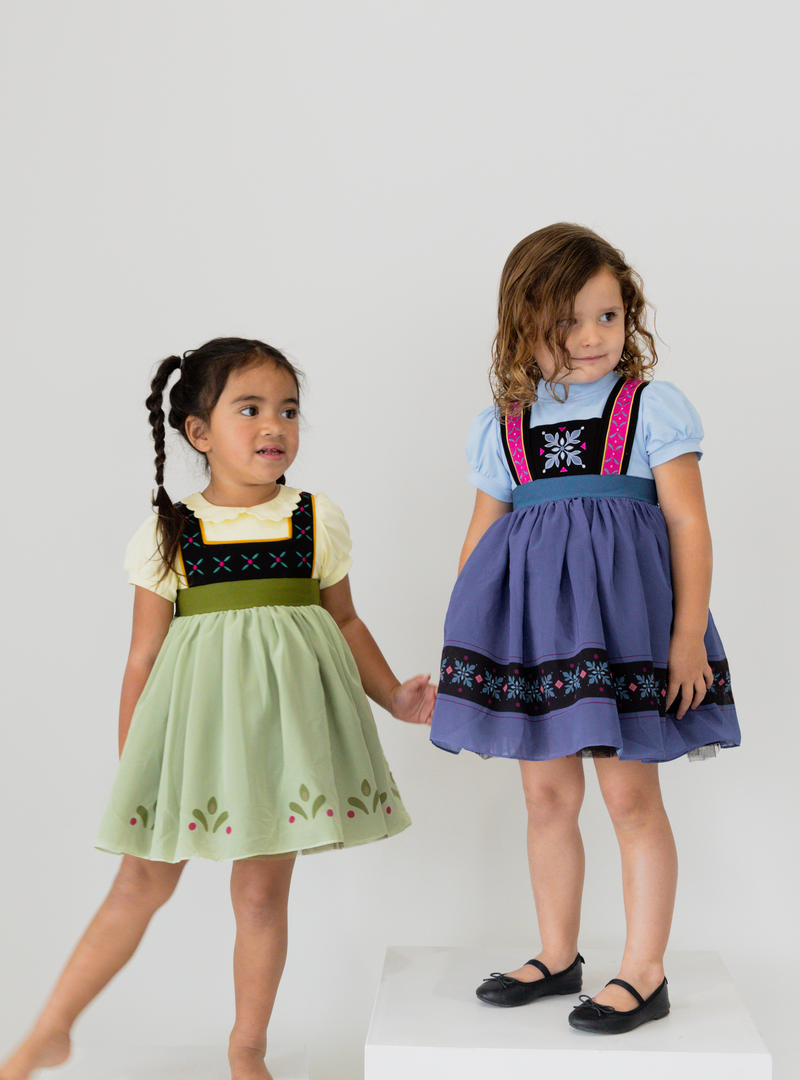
xmin=124 ymin=514 xmax=181 ymax=602
xmin=640 ymin=381 xmax=705 ymax=468
xmin=314 ymin=492 xmax=354 ymax=589
xmin=466 ymin=406 xmax=515 ymax=503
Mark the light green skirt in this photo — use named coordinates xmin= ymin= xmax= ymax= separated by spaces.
xmin=95 ymin=605 xmax=410 ymax=862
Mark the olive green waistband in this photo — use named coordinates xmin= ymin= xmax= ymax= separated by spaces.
xmin=176 ymin=578 xmax=321 ymax=616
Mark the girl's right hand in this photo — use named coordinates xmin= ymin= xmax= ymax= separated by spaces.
xmin=666 ymin=632 xmax=714 ymax=719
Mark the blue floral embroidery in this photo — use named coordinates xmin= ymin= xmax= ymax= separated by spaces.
xmin=451 ymin=659 xmax=476 ymax=687
xmin=437 ymin=645 xmax=733 ymax=719
xmin=507 ymin=674 xmax=526 ymax=699
xmin=585 ymin=660 xmax=611 ymax=686
xmin=562 ymin=669 xmax=583 ymax=694
xmin=538 ymin=673 xmax=556 ymax=700
xmin=637 ymin=673 xmax=659 ymax=697
xmin=481 ymin=673 xmax=504 ymax=700
xmin=613 ymin=675 xmax=631 ymax=700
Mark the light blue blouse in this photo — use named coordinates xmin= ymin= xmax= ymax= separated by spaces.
xmin=467 ymin=372 xmax=704 ymax=504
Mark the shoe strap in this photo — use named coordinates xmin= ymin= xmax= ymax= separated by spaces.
xmin=606 ymin=978 xmax=644 ymax=1006
xmin=525 ymin=958 xmax=552 ymax=978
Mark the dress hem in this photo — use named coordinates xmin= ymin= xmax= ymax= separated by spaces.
xmin=94 ymin=818 xmax=411 ymax=864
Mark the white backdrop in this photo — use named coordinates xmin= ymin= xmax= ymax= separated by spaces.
xmin=1 ymin=2 xmax=797 ymax=1078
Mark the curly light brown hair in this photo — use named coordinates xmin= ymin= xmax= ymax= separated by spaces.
xmin=490 ymin=223 xmax=658 ymax=416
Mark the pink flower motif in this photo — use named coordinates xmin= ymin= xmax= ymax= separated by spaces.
xmin=289 ymin=816 xmax=295 ymax=823
xmin=386 ymin=807 xmax=392 ymax=814
xmin=347 ymin=810 xmax=355 ymax=818
xmin=226 ymin=826 xmax=232 ymax=834
xmin=129 ymin=818 xmax=137 ymax=826
xmin=188 ymin=822 xmax=196 ymax=831
xmin=326 ymin=809 xmax=334 ymax=817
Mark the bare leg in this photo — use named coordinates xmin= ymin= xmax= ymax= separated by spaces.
xmin=0 ymin=855 xmax=185 ymax=1080
xmin=505 ymin=756 xmax=585 ymax=982
xmin=589 ymin=758 xmax=677 ymax=1010
xmin=228 ymin=856 xmax=295 ymax=1080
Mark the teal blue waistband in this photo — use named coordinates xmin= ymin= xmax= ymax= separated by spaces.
xmin=512 ymin=475 xmax=658 ymax=509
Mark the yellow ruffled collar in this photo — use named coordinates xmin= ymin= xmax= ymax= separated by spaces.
xmin=182 ymin=486 xmax=302 ymax=523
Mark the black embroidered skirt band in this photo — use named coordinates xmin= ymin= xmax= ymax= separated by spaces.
xmin=175 ymin=578 xmax=321 ymax=616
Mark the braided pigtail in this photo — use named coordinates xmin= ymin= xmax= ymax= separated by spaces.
xmin=145 ymin=354 xmax=185 ymax=580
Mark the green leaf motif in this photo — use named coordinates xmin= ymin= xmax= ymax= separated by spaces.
xmin=208 ymin=797 xmax=217 ymax=815
xmin=193 ymin=809 xmax=209 ymax=831
xmin=289 ymin=801 xmax=308 ymax=820
xmin=299 ymin=784 xmax=310 ymax=802
xmin=212 ymin=811 xmax=229 ymax=833
xmin=311 ymin=794 xmax=326 ymax=818
xmin=379 ymin=792 xmax=388 ymax=804
xmin=373 ymin=791 xmax=380 ymax=812
xmin=136 ymin=805 xmax=148 ymax=829
xmin=361 ymin=779 xmax=371 ymax=797
xmin=348 ymin=797 xmax=369 ymax=815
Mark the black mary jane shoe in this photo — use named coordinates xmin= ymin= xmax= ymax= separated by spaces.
xmin=476 ymin=953 xmax=584 ymax=1007
xmin=568 ymin=976 xmax=670 ymax=1034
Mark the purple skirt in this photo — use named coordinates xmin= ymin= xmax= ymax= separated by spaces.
xmin=431 ymin=489 xmax=739 ymax=763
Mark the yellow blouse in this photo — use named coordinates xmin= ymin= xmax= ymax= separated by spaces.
xmin=125 ymin=487 xmax=353 ymax=603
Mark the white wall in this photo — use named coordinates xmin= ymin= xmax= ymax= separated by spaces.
xmin=1 ymin=2 xmax=796 ymax=1077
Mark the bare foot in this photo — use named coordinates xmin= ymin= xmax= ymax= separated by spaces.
xmin=228 ymin=1045 xmax=271 ymax=1080
xmin=0 ymin=1029 xmax=71 ymax=1080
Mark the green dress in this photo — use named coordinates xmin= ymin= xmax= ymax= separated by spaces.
xmin=95 ymin=490 xmax=410 ymax=862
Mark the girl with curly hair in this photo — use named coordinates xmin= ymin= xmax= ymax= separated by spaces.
xmin=431 ymin=224 xmax=739 ymax=1034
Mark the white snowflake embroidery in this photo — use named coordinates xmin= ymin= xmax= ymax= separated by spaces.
xmin=542 ymin=428 xmax=585 ymax=471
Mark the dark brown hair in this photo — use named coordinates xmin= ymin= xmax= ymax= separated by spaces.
xmin=146 ymin=337 xmax=303 ymax=580
xmin=491 ymin=223 xmax=658 ymax=415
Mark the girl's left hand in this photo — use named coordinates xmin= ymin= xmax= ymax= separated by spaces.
xmin=666 ymin=633 xmax=714 ymax=719
xmin=389 ymin=675 xmax=436 ymax=725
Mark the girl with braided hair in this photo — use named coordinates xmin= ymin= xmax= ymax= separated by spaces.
xmin=1 ymin=337 xmax=433 ymax=1080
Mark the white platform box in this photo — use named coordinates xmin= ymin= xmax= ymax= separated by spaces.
xmin=365 ymin=946 xmax=771 ymax=1080
xmin=47 ymin=1042 xmax=307 ymax=1079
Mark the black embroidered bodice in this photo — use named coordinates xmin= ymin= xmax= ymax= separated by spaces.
xmin=500 ymin=377 xmax=648 ymax=483
xmin=175 ymin=491 xmax=315 ymax=588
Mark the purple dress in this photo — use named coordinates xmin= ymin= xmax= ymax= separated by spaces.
xmin=430 ymin=377 xmax=740 ymax=763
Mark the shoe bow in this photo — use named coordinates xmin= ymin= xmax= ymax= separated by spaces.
xmin=576 ymin=994 xmax=617 ymax=1016
xmin=485 ymin=972 xmax=516 ymax=988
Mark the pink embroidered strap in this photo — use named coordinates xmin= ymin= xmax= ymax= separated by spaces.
xmin=601 ymin=379 xmax=643 ymax=475
xmin=505 ymin=410 xmax=532 ymax=484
